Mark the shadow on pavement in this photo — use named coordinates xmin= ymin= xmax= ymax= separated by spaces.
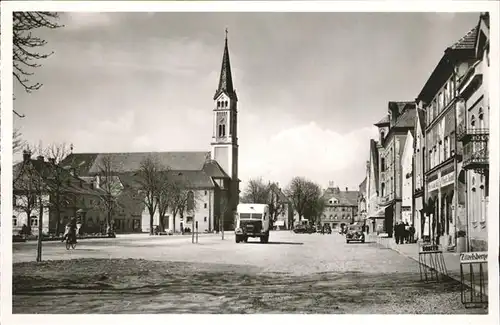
xmin=245 ymin=241 xmax=304 ymax=245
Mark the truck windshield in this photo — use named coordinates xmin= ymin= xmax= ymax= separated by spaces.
xmin=239 ymin=213 xmax=262 ymax=220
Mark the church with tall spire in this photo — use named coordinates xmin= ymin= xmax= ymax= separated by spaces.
xmin=52 ymin=31 xmax=240 ymax=235
xmin=211 ymin=29 xmax=240 ymax=222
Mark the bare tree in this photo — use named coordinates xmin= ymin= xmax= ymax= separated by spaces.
xmin=268 ymin=183 xmax=286 ymax=228
xmin=156 ymin=170 xmax=173 ymax=232
xmin=240 ymin=178 xmax=270 ymax=204
xmin=13 ymin=129 xmax=26 ymax=155
xmin=94 ymin=156 xmax=122 ymax=229
xmin=12 ymin=154 xmax=49 ymax=262
xmin=170 ymin=179 xmax=199 ymax=233
xmin=13 ymin=155 xmax=39 ymax=235
xmin=284 ymin=177 xmax=324 ymax=226
xmin=136 ymin=156 xmax=162 ymax=235
xmin=13 ymin=12 xmax=63 ymax=93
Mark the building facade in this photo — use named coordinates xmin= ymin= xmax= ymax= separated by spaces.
xmin=413 ymin=108 xmax=427 ymax=241
xmin=417 ymin=25 xmax=479 ymax=248
xmin=13 ymin=151 xmax=105 ymax=236
xmin=456 ymin=13 xmax=490 ymax=252
xmin=321 ymin=183 xmax=358 ymax=231
xmin=374 ymin=102 xmax=416 ymax=237
xmin=401 ymin=130 xmax=414 ymax=225
xmin=366 ymin=140 xmax=384 ymax=233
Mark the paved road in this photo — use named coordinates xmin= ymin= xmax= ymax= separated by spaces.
xmin=13 ymin=231 xmax=487 ymax=314
xmin=15 ymin=231 xmax=418 ymax=275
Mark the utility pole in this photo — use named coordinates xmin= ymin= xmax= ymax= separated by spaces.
xmin=221 ymin=212 xmax=225 ymax=240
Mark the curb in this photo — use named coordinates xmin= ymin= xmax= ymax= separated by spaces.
xmin=375 ymin=240 xmax=488 ymax=299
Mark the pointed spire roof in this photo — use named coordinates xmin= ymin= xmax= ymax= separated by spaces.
xmin=214 ymin=29 xmax=237 ymax=101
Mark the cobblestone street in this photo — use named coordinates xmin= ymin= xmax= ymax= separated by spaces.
xmin=13 ymin=231 xmax=487 ymax=314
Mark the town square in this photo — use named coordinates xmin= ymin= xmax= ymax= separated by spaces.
xmin=3 ymin=2 xmax=497 ymax=318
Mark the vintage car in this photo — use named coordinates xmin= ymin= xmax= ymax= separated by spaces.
xmin=345 ymin=225 xmax=365 ymax=243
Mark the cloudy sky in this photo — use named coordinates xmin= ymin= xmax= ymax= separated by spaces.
xmin=14 ymin=12 xmax=479 ymax=191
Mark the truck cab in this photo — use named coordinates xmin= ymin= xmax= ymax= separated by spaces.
xmin=235 ymin=203 xmax=270 ymax=243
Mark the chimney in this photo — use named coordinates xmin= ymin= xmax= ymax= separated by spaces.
xmin=22 ymin=150 xmax=31 ymax=162
xmin=37 ymin=155 xmax=44 ymax=162
xmin=345 ymin=187 xmax=348 ymax=192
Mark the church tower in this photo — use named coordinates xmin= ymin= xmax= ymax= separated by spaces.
xmin=211 ymin=30 xmax=240 ymax=213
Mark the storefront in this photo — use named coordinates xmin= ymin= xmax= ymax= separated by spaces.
xmin=426 ymin=162 xmax=456 ymax=247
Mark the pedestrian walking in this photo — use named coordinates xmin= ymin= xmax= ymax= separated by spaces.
xmin=409 ymin=224 xmax=415 ymax=243
xmin=404 ymin=222 xmax=410 ymax=243
xmin=394 ymin=222 xmax=400 ymax=244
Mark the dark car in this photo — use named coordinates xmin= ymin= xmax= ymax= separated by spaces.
xmin=293 ymin=225 xmax=307 ymax=234
xmin=346 ymin=225 xmax=365 ymax=243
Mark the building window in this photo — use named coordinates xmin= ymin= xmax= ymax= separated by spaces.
xmin=381 ymin=183 xmax=385 ymax=197
xmin=470 ymin=115 xmax=476 ymax=129
xmin=450 ymin=78 xmax=455 ymax=99
xmin=13 ymin=215 xmax=18 ymax=227
xmin=204 ymin=217 xmax=207 ymax=222
xmin=478 ymin=108 xmax=484 ymax=129
xmin=204 ymin=190 xmax=207 ymax=195
xmin=31 ymin=217 xmax=38 ymax=227
xmin=432 ymin=99 xmax=437 ymax=120
xmin=381 ymin=158 xmax=385 ymax=172
xmin=438 ymin=92 xmax=444 ymax=112
xmin=204 ymin=203 xmax=207 ymax=209
xmin=444 ymin=84 xmax=449 ymax=105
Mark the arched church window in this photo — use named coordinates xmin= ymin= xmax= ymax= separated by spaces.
xmin=225 ymin=101 xmax=228 ymax=107
xmin=217 ymin=101 xmax=221 ymax=108
xmin=218 ymin=125 xmax=223 ymax=137
xmin=470 ymin=115 xmax=476 ymax=128
xmin=222 ymin=125 xmax=226 ymax=137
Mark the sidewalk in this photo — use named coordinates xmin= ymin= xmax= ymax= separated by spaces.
xmin=369 ymin=234 xmax=488 ymax=299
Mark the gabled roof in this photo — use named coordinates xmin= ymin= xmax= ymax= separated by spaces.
xmin=369 ymin=139 xmax=379 ymax=192
xmin=202 ymin=159 xmax=230 ymax=179
xmin=449 ymin=26 xmax=478 ymax=50
xmin=417 ymin=108 xmax=426 ymax=132
xmin=13 ymin=159 xmax=104 ymax=197
xmin=393 ymin=105 xmax=417 ymax=129
xmin=374 ymin=115 xmax=390 ymax=126
xmin=61 ymin=151 xmax=211 ymax=175
xmin=269 ymin=183 xmax=289 ymax=202
xmin=166 ymin=170 xmax=215 ymax=189
xmin=417 ymin=24 xmax=478 ymax=103
xmin=323 ymin=187 xmax=359 ymax=206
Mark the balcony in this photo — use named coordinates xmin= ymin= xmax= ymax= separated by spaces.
xmin=458 ymin=127 xmax=489 ymax=143
xmin=463 ymin=139 xmax=489 ymax=172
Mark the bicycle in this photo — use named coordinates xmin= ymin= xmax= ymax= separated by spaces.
xmin=65 ymin=234 xmax=77 ymax=250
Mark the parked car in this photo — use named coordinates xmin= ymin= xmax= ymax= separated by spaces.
xmin=346 ymin=225 xmax=365 ymax=243
xmin=293 ymin=224 xmax=312 ymax=234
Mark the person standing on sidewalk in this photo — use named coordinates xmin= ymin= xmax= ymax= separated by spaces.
xmin=394 ymin=222 xmax=400 ymax=244
xmin=409 ymin=224 xmax=415 ymax=243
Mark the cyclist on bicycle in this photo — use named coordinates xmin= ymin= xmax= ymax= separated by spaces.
xmin=62 ymin=217 xmax=78 ymax=244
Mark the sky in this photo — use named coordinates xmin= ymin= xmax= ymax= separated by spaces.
xmin=13 ymin=12 xmax=480 ymax=191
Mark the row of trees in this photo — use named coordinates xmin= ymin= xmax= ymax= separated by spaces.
xmin=134 ymin=155 xmax=199 ymax=235
xmin=240 ymin=176 xmax=326 ymax=228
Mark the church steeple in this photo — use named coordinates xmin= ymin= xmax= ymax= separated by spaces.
xmin=214 ymin=29 xmax=237 ymax=100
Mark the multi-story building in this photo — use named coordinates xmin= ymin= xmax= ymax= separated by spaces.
xmin=13 ymin=151 xmax=105 ymax=236
xmin=412 ymin=108 xmax=427 ymax=241
xmin=456 ymin=13 xmax=490 ymax=252
xmin=374 ymin=102 xmax=416 ymax=237
xmin=320 ymin=183 xmax=358 ymax=231
xmin=416 ymin=25 xmax=479 ymax=249
xmin=401 ymin=129 xmax=414 ymax=225
xmin=366 ymin=140 xmax=384 ymax=233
